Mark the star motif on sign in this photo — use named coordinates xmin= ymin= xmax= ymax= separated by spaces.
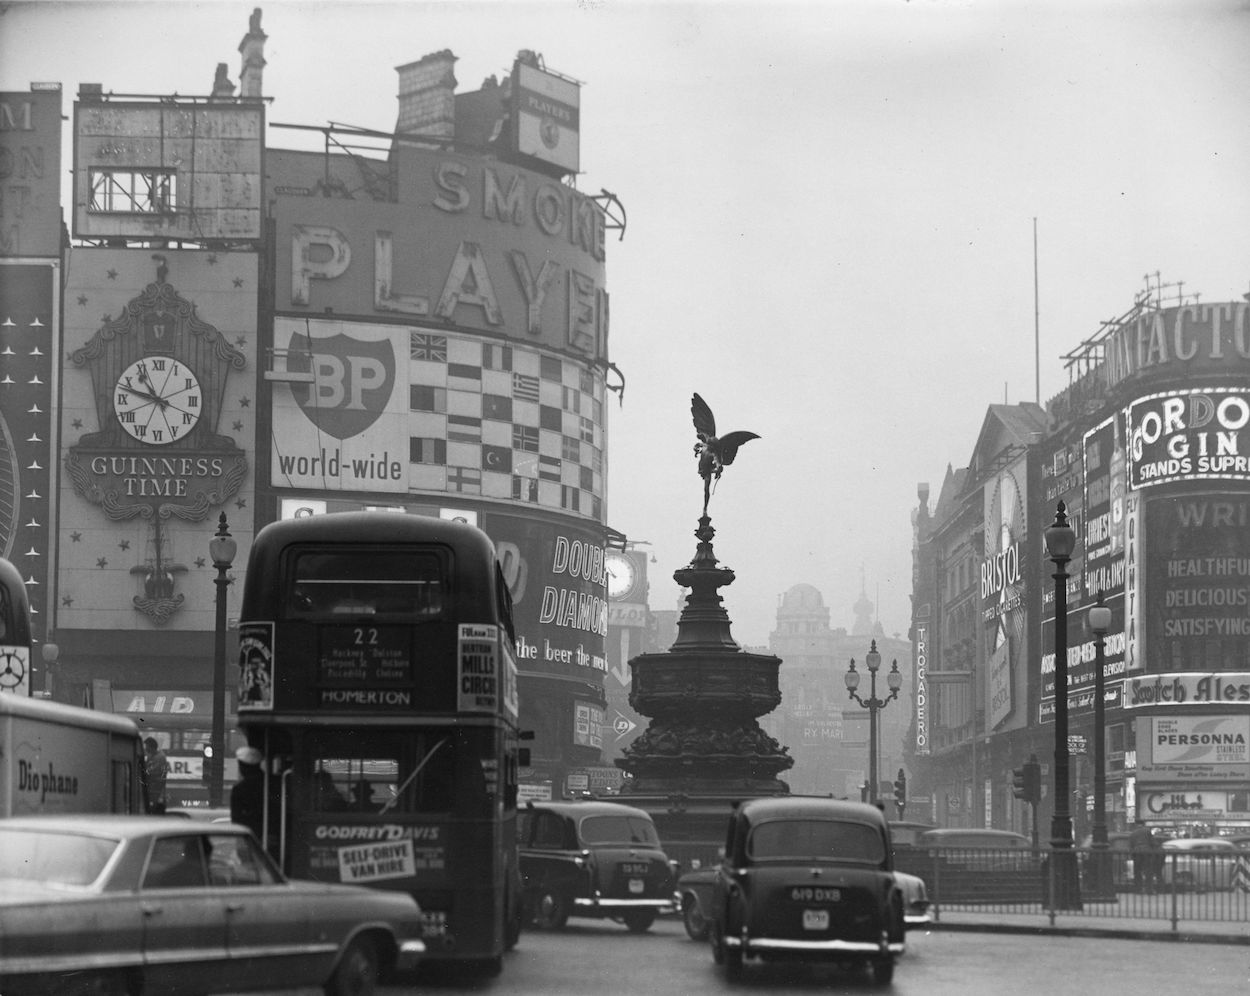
xmin=235 ymin=497 xmax=248 ymax=509
xmin=72 ymin=418 xmax=83 ymax=430
xmin=233 ymin=419 xmax=244 ymax=432
xmin=233 ymin=277 xmax=244 ymax=287
xmin=101 ymin=313 xmax=111 ymax=324
xmin=106 ymin=269 xmax=118 ymax=280
xmin=235 ymin=335 xmax=247 ymax=348
xmin=96 ymin=557 xmax=108 ymax=568
xmin=70 ymin=532 xmax=82 ymax=542
xmin=62 ymin=595 xmax=74 ymax=607
xmin=195 ymin=556 xmax=207 ymax=568
xmin=239 ymin=396 xmax=251 ymax=408
xmin=77 ymin=295 xmax=88 ymax=306
xmin=118 ymin=539 xmax=130 ymax=551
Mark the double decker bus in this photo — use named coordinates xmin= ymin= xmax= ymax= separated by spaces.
xmin=235 ymin=512 xmax=523 ymax=974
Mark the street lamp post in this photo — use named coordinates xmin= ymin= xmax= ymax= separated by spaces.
xmin=1043 ymin=501 xmax=1082 ymax=910
xmin=1088 ymin=594 xmax=1114 ymax=900
xmin=208 ymin=512 xmax=237 ymax=807
xmin=845 ymin=639 xmax=902 ymax=804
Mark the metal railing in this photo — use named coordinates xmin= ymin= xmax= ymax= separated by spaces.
xmin=895 ymin=845 xmax=1250 ymax=931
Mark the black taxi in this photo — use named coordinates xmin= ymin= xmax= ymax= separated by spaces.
xmin=517 ymin=800 xmax=676 ymax=932
xmin=708 ymin=797 xmax=905 ymax=985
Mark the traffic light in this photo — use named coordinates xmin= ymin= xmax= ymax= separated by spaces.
xmin=201 ymin=744 xmax=213 ymax=783
xmin=860 ymin=780 xmax=870 ymax=802
xmin=892 ymin=769 xmax=906 ymax=816
xmin=1012 ymin=765 xmax=1027 ymax=800
xmin=1024 ymin=755 xmax=1041 ymax=804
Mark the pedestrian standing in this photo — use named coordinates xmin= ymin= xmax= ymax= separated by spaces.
xmin=1130 ymin=821 xmax=1157 ymax=893
xmin=143 ymin=736 xmax=170 ymax=814
xmin=230 ymin=745 xmax=278 ymax=853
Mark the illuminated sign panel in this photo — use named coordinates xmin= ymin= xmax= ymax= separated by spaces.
xmin=1137 ymin=714 xmax=1250 ymax=783
xmin=913 ymin=625 xmax=929 ymax=756
xmin=1142 ymin=493 xmax=1250 ymax=671
xmin=1100 ymin=302 xmax=1250 ymax=389
xmin=1082 ymin=414 xmax=1126 ymax=599
xmin=1127 ymin=388 xmax=1250 ymax=489
xmin=1 ymin=90 xmax=62 ymax=257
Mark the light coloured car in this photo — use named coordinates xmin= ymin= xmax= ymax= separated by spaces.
xmin=0 ymin=815 xmax=425 ymax=996
xmin=1159 ymin=837 xmax=1241 ymax=891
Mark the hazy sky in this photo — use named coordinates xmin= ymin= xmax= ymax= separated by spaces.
xmin=4 ymin=0 xmax=1248 ymax=648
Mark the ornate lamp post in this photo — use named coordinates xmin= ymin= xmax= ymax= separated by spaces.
xmin=1088 ymin=594 xmax=1114 ymax=899
xmin=1043 ymin=501 xmax=1082 ymax=910
xmin=208 ymin=513 xmax=237 ymax=807
xmin=845 ymin=640 xmax=902 ymax=803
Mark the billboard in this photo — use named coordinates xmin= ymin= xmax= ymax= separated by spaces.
xmin=1 ymin=89 xmax=62 ymax=257
xmin=1127 ymin=388 xmax=1250 ymax=489
xmin=1136 ymin=714 xmax=1250 ymax=783
xmin=73 ymin=101 xmax=263 ymax=242
xmin=1143 ymin=491 xmax=1250 ymax=671
xmin=271 ymin=148 xmax=607 ymax=359
xmin=1101 ymin=302 xmax=1250 ymax=389
xmin=1082 ymin=413 xmax=1126 ymax=599
xmin=513 ymin=60 xmax=581 ymax=174
xmin=269 ymin=317 xmax=606 ymax=520
xmin=982 ymin=454 xmax=1028 ymax=730
xmin=0 ymin=262 xmax=57 ymax=644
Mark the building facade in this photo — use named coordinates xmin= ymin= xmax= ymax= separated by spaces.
xmin=910 ymin=289 xmax=1250 ymax=840
xmin=0 ymin=14 xmax=624 ymax=805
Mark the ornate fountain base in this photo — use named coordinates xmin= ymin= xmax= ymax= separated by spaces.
xmin=614 ymin=515 xmax=791 ymax=868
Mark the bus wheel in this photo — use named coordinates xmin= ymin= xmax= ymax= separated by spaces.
xmin=623 ymin=909 xmax=656 ymax=933
xmin=532 ymin=889 xmax=570 ymax=930
xmin=326 ymin=936 xmax=379 ymax=996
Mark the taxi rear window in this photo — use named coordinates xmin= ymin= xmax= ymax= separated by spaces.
xmin=748 ymin=819 xmax=885 ymax=863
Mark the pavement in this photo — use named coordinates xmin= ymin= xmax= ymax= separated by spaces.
xmin=928 ymin=907 xmax=1250 ymax=945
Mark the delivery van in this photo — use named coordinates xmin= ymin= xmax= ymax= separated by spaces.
xmin=0 ymin=693 xmax=145 ymax=816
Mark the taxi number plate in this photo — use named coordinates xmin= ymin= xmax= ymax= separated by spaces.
xmin=803 ymin=909 xmax=830 ymax=930
xmin=629 ymin=878 xmax=644 ymax=894
xmin=790 ymin=887 xmax=841 ymax=902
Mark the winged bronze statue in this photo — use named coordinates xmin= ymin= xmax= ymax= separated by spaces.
xmin=691 ymin=393 xmax=760 ymax=516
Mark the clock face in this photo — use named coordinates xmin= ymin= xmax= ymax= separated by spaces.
xmin=606 ymin=553 xmax=637 ymax=600
xmin=0 ymin=649 xmax=26 ymax=690
xmin=114 ymin=357 xmax=203 ymax=445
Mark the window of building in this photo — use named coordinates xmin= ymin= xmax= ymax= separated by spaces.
xmin=88 ymin=168 xmax=177 ymax=214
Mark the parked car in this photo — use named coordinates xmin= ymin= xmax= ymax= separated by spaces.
xmin=1160 ymin=837 xmax=1242 ymax=891
xmin=888 ymin=820 xmax=938 ymax=849
xmin=518 ymin=800 xmax=676 ymax=932
xmin=708 ymin=797 xmax=905 ymax=985
xmin=0 ymin=815 xmax=425 ymax=996
xmin=915 ymin=827 xmax=1035 ymax=870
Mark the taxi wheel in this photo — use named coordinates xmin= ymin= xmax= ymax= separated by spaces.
xmin=710 ymin=920 xmax=727 ymax=964
xmin=872 ymin=957 xmax=895 ymax=986
xmin=326 ymin=936 xmax=379 ymax=996
xmin=623 ymin=909 xmax=656 ymax=933
xmin=683 ymin=898 xmax=710 ymax=941
xmin=532 ymin=889 xmax=570 ymax=930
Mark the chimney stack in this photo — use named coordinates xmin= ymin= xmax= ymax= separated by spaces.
xmin=238 ymin=7 xmax=267 ymax=99
xmin=395 ymin=50 xmax=457 ymax=138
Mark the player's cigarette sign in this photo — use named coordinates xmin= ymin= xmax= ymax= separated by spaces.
xmin=337 ymin=839 xmax=417 ymax=883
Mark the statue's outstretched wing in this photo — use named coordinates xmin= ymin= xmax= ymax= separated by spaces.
xmin=691 ymin=393 xmax=716 ymax=441
xmin=718 ymin=430 xmax=761 ymax=466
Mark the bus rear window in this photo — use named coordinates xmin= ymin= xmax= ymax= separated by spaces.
xmin=286 ymin=549 xmax=446 ymax=618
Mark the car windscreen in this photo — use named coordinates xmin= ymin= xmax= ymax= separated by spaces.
xmin=0 ymin=828 xmax=120 ymax=887
xmin=747 ymin=818 xmax=886 ymax=864
xmin=579 ymin=814 xmax=661 ymax=846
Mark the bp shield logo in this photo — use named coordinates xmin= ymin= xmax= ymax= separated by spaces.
xmin=288 ymin=331 xmax=396 ymax=440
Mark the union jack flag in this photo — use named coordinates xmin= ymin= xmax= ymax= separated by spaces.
xmin=411 ymin=332 xmax=447 ymax=361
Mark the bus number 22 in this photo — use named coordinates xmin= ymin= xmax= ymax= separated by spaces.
xmin=354 ymin=627 xmax=379 ymax=646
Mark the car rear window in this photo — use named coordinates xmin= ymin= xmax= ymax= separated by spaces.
xmin=579 ymin=814 xmax=661 ymax=846
xmin=0 ymin=828 xmax=119 ymax=887
xmin=748 ymin=819 xmax=886 ymax=863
